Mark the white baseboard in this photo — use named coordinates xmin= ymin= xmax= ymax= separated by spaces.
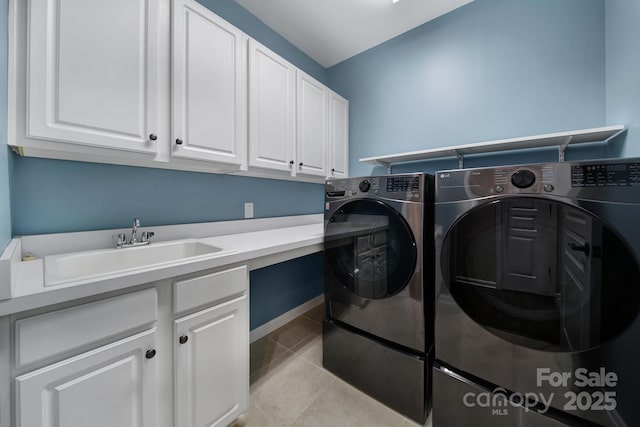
xmin=250 ymin=294 xmax=325 ymax=343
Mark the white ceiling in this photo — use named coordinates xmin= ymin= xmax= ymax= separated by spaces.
xmin=234 ymin=0 xmax=475 ymax=68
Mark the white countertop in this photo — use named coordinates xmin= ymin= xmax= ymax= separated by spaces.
xmin=0 ymin=216 xmax=324 ymax=316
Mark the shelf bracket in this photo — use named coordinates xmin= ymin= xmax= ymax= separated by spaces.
xmin=557 ymin=136 xmax=573 ymax=162
xmin=381 ymin=161 xmax=392 ymax=174
xmin=455 ymin=151 xmax=464 ymax=169
xmin=374 ymin=160 xmax=392 ymax=174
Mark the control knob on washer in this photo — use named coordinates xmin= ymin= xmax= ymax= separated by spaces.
xmin=511 ymin=170 xmax=536 ymax=188
xmin=359 ymin=180 xmax=371 ymax=192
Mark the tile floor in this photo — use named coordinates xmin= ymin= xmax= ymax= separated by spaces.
xmin=232 ymin=304 xmax=433 ymax=427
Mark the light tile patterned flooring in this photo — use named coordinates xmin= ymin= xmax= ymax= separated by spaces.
xmin=232 ymin=304 xmax=434 ymax=427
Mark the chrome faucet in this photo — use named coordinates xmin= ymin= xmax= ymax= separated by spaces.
xmin=116 ymin=218 xmax=154 ymax=248
xmin=131 ymin=218 xmax=140 ymax=243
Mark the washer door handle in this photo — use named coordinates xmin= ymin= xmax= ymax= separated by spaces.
xmin=568 ymin=242 xmax=590 ymax=257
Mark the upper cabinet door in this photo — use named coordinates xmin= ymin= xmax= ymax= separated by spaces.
xmin=248 ymin=39 xmax=296 ymax=173
xmin=328 ymin=92 xmax=349 ymax=179
xmin=172 ymin=0 xmax=247 ymax=168
xmin=26 ymin=0 xmax=160 ymax=154
xmin=296 ymin=71 xmax=328 ymax=178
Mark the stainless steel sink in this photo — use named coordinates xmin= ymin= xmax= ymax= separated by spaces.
xmin=44 ymin=240 xmax=231 ymax=286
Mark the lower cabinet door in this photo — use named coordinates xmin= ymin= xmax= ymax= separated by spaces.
xmin=15 ymin=328 xmax=157 ymax=427
xmin=174 ymin=294 xmax=249 ymax=427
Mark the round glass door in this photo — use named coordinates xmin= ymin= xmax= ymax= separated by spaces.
xmin=441 ymin=197 xmax=640 ymax=352
xmin=325 ymin=199 xmax=417 ymax=299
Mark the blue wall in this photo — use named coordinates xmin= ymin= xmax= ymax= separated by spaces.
xmin=0 ymin=0 xmax=11 ymax=250
xmin=328 ymin=0 xmax=607 ymax=176
xmin=250 ymin=252 xmax=323 ymax=329
xmin=606 ymin=0 xmax=640 ymax=156
xmin=12 ymin=158 xmax=323 ymax=235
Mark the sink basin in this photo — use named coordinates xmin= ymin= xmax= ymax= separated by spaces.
xmin=44 ymin=240 xmax=230 ymax=286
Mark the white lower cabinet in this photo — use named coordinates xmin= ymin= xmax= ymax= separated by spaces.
xmin=6 ymin=265 xmax=250 ymax=427
xmin=174 ymin=295 xmax=249 ymax=427
xmin=15 ymin=328 xmax=157 ymax=427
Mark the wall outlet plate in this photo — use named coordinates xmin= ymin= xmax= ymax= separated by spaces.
xmin=244 ymin=203 xmax=254 ymax=219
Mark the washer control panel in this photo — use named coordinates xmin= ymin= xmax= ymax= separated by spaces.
xmin=386 ymin=176 xmax=421 ymax=193
xmin=326 ymin=174 xmax=424 ymax=202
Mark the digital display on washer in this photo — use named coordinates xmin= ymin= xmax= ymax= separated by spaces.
xmin=386 ymin=177 xmax=420 ymax=192
xmin=571 ymin=163 xmax=640 ymax=187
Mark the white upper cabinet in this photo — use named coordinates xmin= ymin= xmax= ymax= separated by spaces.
xmin=296 ymin=71 xmax=328 ymax=178
xmin=9 ymin=0 xmax=348 ymax=181
xmin=248 ymin=39 xmax=297 ymax=174
xmin=171 ymin=0 xmax=247 ymax=169
xmin=247 ymin=41 xmax=349 ymax=181
xmin=25 ymin=0 xmax=161 ymax=154
xmin=328 ymin=91 xmax=349 ymax=179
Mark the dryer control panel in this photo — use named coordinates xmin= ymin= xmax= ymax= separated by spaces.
xmin=437 ymin=164 xmax=560 ymax=200
xmin=436 ymin=158 xmax=640 ymax=203
xmin=571 ymin=162 xmax=640 ymax=187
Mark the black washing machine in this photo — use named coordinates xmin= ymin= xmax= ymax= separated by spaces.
xmin=434 ymin=159 xmax=640 ymax=426
xmin=323 ymin=173 xmax=434 ymax=423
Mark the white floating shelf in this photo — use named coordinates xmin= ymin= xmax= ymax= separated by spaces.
xmin=359 ymin=125 xmax=626 ymax=170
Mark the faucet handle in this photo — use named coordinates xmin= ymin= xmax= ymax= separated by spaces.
xmin=117 ymin=233 xmax=127 ymax=247
xmin=141 ymin=231 xmax=155 ymax=243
